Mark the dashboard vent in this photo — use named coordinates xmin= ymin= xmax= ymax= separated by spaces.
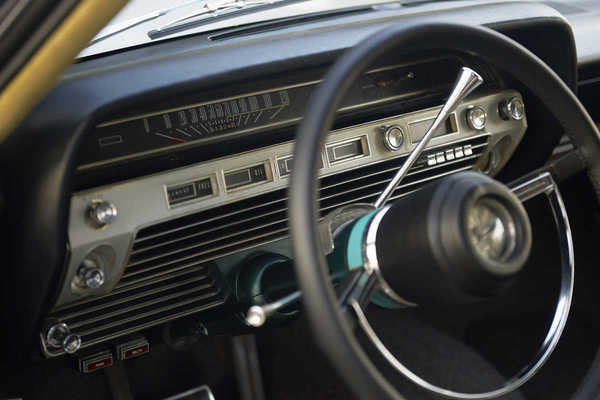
xmin=45 ymin=135 xmax=487 ymax=356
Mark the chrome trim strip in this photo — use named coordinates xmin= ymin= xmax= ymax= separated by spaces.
xmin=351 ymin=171 xmax=574 ymax=399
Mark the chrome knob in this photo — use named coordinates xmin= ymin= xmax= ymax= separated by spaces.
xmin=500 ymin=97 xmax=525 ymax=120
xmin=46 ymin=322 xmax=70 ymax=349
xmin=246 ymin=306 xmax=267 ymax=328
xmin=46 ymin=323 xmax=81 ymax=353
xmin=63 ymin=334 xmax=82 ymax=354
xmin=382 ymin=125 xmax=404 ymax=151
xmin=466 ymin=106 xmax=487 ymax=130
xmin=76 ymin=258 xmax=105 ymax=289
xmin=88 ymin=200 xmax=117 ymax=228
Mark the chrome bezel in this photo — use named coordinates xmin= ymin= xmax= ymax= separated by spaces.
xmin=351 ymin=172 xmax=574 ymax=399
xmin=383 ymin=125 xmax=405 ymax=151
xmin=506 ymin=97 xmax=525 ymax=120
xmin=467 ymin=106 xmax=487 ymax=130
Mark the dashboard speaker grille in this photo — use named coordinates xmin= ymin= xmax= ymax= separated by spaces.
xmin=45 ymin=135 xmax=488 ymax=356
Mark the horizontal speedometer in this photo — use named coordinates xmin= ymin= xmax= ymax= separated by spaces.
xmin=78 ymin=57 xmax=459 ymax=169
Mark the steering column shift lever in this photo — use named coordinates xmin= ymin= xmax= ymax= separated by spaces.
xmin=374 ymin=67 xmax=483 ymax=208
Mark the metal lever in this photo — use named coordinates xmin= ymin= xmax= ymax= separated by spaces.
xmin=373 ymin=67 xmax=483 ymax=208
xmin=245 ymin=290 xmax=302 ymax=327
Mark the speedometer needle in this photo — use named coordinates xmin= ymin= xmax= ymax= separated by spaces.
xmin=373 ymin=67 xmax=483 ymax=208
xmin=155 ymin=132 xmax=187 ymax=143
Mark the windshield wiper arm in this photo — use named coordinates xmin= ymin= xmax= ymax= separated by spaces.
xmin=147 ymin=0 xmax=308 ymax=40
xmin=89 ymin=0 xmax=207 ymax=45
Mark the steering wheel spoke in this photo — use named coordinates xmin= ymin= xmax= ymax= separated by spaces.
xmin=336 ymin=268 xmax=378 ymax=314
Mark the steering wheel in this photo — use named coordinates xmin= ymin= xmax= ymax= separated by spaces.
xmin=289 ymin=23 xmax=600 ymax=399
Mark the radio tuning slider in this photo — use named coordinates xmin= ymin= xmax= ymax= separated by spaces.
xmin=87 ymin=200 xmax=117 ymax=228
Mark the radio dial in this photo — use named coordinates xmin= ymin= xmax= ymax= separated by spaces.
xmin=87 ymin=200 xmax=117 ymax=228
xmin=382 ymin=125 xmax=405 ymax=151
xmin=45 ymin=322 xmax=82 ymax=354
xmin=76 ymin=258 xmax=106 ymax=290
xmin=500 ymin=97 xmax=525 ymax=120
xmin=467 ymin=106 xmax=487 ymax=130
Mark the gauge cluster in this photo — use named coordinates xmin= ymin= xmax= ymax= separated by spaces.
xmin=78 ymin=58 xmax=460 ymax=169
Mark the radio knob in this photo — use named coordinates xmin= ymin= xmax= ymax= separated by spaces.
xmin=382 ymin=125 xmax=404 ymax=151
xmin=62 ymin=334 xmax=82 ymax=354
xmin=88 ymin=200 xmax=117 ymax=228
xmin=76 ymin=258 xmax=106 ymax=289
xmin=45 ymin=322 xmax=82 ymax=354
xmin=500 ymin=97 xmax=525 ymax=120
xmin=466 ymin=106 xmax=487 ymax=130
xmin=46 ymin=322 xmax=70 ymax=349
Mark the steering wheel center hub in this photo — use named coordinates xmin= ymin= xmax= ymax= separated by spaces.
xmin=467 ymin=196 xmax=517 ymax=263
xmin=336 ymin=172 xmax=533 ymax=307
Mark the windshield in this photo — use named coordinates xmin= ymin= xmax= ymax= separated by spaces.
xmin=78 ymin=0 xmax=411 ymax=58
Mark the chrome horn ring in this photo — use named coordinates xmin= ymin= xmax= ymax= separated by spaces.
xmin=351 ymin=172 xmax=574 ymax=399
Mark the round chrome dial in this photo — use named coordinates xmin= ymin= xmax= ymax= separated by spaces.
xmin=46 ymin=322 xmax=70 ymax=349
xmin=46 ymin=322 xmax=81 ymax=354
xmin=382 ymin=125 xmax=404 ymax=151
xmin=500 ymin=97 xmax=525 ymax=120
xmin=77 ymin=259 xmax=106 ymax=289
xmin=63 ymin=334 xmax=82 ymax=354
xmin=467 ymin=106 xmax=487 ymax=130
xmin=88 ymin=200 xmax=117 ymax=228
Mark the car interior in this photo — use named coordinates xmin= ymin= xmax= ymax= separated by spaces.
xmin=2 ymin=0 xmax=600 ymax=399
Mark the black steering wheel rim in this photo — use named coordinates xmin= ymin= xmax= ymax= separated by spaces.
xmin=289 ymin=22 xmax=600 ymax=400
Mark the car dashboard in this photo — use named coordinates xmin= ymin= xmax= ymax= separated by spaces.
xmin=2 ymin=0 xmax=598 ymax=372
